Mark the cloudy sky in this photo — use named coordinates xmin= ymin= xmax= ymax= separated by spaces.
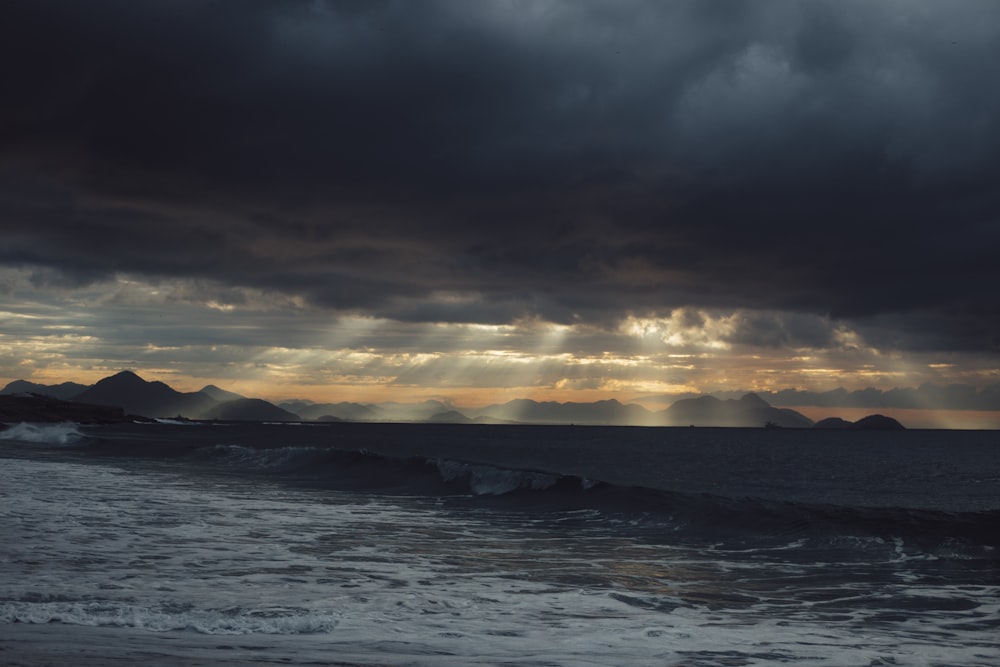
xmin=1 ymin=1 xmax=998 ymax=425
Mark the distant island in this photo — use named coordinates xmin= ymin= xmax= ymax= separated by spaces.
xmin=1 ymin=370 xmax=904 ymax=429
xmin=813 ymin=414 xmax=905 ymax=430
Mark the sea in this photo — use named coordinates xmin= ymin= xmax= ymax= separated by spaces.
xmin=0 ymin=421 xmax=997 ymax=667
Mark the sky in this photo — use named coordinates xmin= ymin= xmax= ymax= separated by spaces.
xmin=1 ymin=1 xmax=999 ymax=427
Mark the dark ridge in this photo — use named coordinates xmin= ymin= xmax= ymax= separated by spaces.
xmin=663 ymin=393 xmax=814 ymax=428
xmin=475 ymin=398 xmax=656 ymax=425
xmin=72 ymin=370 xmax=217 ymax=418
xmin=813 ymin=417 xmax=854 ymax=429
xmin=199 ymin=384 xmax=245 ymax=402
xmin=0 ymin=393 xmax=133 ymax=424
xmin=0 ymin=379 xmax=89 ymax=401
xmin=426 ymin=410 xmax=474 ymax=424
xmin=200 ymin=398 xmax=301 ymax=422
xmin=853 ymin=414 xmax=906 ymax=430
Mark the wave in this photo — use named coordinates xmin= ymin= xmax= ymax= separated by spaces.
xmin=158 ymin=442 xmax=1000 ymax=556
xmin=0 ymin=601 xmax=337 ymax=635
xmin=0 ymin=422 xmax=86 ymax=445
xmin=70 ymin=430 xmax=999 ymax=559
xmin=437 ymin=459 xmax=571 ymax=495
xmin=182 ymin=444 xmax=592 ymax=495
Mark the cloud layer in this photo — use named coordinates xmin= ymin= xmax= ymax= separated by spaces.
xmin=1 ymin=1 xmax=998 ymax=400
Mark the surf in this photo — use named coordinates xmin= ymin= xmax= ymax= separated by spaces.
xmin=0 ymin=422 xmax=87 ymax=446
xmin=86 ymin=434 xmax=1000 ymax=562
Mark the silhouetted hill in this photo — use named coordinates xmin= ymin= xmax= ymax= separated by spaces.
xmin=374 ymin=400 xmax=453 ymax=422
xmin=474 ymin=398 xmax=655 ymax=425
xmin=813 ymin=414 xmax=906 ymax=429
xmin=201 ymin=398 xmax=300 ymax=422
xmin=72 ymin=371 xmax=217 ymax=418
xmin=1 ymin=380 xmax=89 ymax=401
xmin=278 ymin=400 xmax=316 ymax=415
xmin=662 ymin=395 xmax=725 ymax=424
xmin=0 ymin=394 xmax=130 ymax=423
xmin=289 ymin=401 xmax=382 ymax=421
xmin=199 ymin=384 xmax=245 ymax=403
xmin=470 ymin=415 xmax=521 ymax=424
xmin=852 ymin=414 xmax=905 ymax=430
xmin=663 ymin=393 xmax=814 ymax=428
xmin=813 ymin=417 xmax=854 ymax=429
xmin=0 ymin=372 xmax=921 ymax=428
xmin=766 ymin=383 xmax=1000 ymax=411
xmin=426 ymin=410 xmax=473 ymax=424
xmin=289 ymin=400 xmax=454 ymax=422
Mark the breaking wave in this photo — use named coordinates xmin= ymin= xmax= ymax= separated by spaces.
xmin=0 ymin=422 xmax=86 ymax=445
xmin=435 ymin=459 xmax=580 ymax=495
xmin=148 ymin=442 xmax=1000 ymax=559
xmin=59 ymin=426 xmax=998 ymax=562
xmin=184 ymin=444 xmax=599 ymax=498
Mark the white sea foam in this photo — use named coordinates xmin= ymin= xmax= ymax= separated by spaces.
xmin=2 ymin=435 xmax=997 ymax=667
xmin=0 ymin=602 xmax=338 ymax=635
xmin=0 ymin=422 xmax=85 ymax=445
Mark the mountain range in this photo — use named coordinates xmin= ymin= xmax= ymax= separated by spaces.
xmin=1 ymin=371 xmax=275 ymax=422
xmin=0 ymin=370 xmax=905 ymax=428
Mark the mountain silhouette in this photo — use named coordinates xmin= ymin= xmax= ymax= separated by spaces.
xmin=813 ymin=417 xmax=854 ymax=429
xmin=426 ymin=410 xmax=474 ymax=424
xmin=200 ymin=398 xmax=300 ymax=422
xmin=474 ymin=398 xmax=656 ymax=425
xmin=1 ymin=379 xmax=89 ymax=401
xmin=199 ymin=384 xmax=245 ymax=403
xmin=813 ymin=414 xmax=905 ymax=429
xmin=2 ymin=372 xmax=906 ymax=428
xmin=285 ymin=401 xmax=383 ymax=421
xmin=767 ymin=383 xmax=1000 ymax=411
xmin=851 ymin=414 xmax=905 ymax=430
xmin=285 ymin=399 xmax=453 ymax=422
xmin=374 ymin=400 xmax=454 ymax=422
xmin=72 ymin=371 xmax=216 ymax=418
xmin=662 ymin=393 xmax=814 ymax=428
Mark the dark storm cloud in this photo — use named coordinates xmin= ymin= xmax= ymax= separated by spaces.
xmin=2 ymin=0 xmax=999 ymax=351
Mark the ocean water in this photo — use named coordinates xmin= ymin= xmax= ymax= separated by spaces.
xmin=0 ymin=422 xmax=997 ymax=666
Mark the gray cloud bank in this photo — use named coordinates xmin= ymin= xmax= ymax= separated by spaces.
xmin=2 ymin=1 xmax=999 ymax=355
